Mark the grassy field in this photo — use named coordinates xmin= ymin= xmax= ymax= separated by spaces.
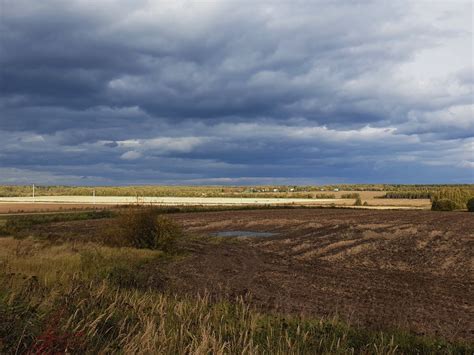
xmin=1 ymin=208 xmax=473 ymax=353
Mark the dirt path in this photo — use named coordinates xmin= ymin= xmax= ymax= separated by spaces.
xmin=163 ymin=209 xmax=474 ymax=342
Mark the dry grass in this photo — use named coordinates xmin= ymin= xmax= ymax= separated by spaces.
xmin=0 ymin=238 xmax=161 ymax=287
xmin=1 ymin=237 xmax=471 ymax=354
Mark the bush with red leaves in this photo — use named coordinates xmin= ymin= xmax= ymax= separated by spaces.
xmin=28 ymin=310 xmax=85 ymax=354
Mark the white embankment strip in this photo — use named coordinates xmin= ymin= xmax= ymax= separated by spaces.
xmin=0 ymin=196 xmax=425 ymax=209
xmin=0 ymin=196 xmax=334 ymax=206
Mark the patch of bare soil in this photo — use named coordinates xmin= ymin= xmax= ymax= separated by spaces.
xmin=164 ymin=209 xmax=474 ymax=342
xmin=0 ymin=203 xmax=115 ymax=214
xmin=23 ymin=218 xmax=116 ymax=243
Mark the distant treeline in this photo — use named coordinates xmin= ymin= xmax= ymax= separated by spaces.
xmin=292 ymin=184 xmax=474 ymax=192
xmin=0 ymin=185 xmax=336 ymax=199
xmin=1 ymin=185 xmax=473 ymax=208
xmin=340 ymin=193 xmax=360 ymax=199
xmin=431 ymin=188 xmax=474 ymax=210
xmin=382 ymin=187 xmax=474 ymax=210
xmin=382 ymin=192 xmax=432 ymax=199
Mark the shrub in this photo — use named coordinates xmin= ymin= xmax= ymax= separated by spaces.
xmin=354 ymin=197 xmax=362 ymax=206
xmin=109 ymin=208 xmax=182 ymax=251
xmin=431 ymin=199 xmax=456 ymax=211
xmin=153 ymin=215 xmax=183 ymax=251
xmin=467 ymin=198 xmax=474 ymax=212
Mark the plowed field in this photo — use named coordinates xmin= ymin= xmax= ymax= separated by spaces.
xmin=164 ymin=209 xmax=473 ymax=342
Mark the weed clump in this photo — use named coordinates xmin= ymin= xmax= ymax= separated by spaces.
xmin=431 ymin=199 xmax=456 ymax=211
xmin=108 ymin=208 xmax=182 ymax=251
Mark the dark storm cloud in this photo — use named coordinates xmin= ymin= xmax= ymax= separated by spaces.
xmin=0 ymin=2 xmax=422 ymax=120
xmin=0 ymin=0 xmax=472 ymax=184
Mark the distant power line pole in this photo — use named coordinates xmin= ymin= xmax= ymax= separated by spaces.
xmin=32 ymin=184 xmax=35 ymax=199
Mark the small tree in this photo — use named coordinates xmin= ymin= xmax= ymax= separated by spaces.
xmin=431 ymin=199 xmax=456 ymax=211
xmin=467 ymin=198 xmax=474 ymax=212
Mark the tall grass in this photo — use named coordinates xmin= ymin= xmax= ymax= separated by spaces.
xmin=0 ymin=237 xmax=471 ymax=354
xmin=2 ymin=278 xmax=471 ymax=354
xmin=0 ymin=237 xmax=161 ymax=287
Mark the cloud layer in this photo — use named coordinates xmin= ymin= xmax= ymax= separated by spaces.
xmin=1 ymin=0 xmax=472 ymax=185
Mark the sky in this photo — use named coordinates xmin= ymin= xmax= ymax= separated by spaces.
xmin=0 ymin=0 xmax=473 ymax=185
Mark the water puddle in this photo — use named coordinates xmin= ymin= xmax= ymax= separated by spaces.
xmin=212 ymin=230 xmax=277 ymax=238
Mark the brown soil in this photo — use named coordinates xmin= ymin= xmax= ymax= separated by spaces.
xmin=0 ymin=203 xmax=115 ymax=214
xmin=163 ymin=209 xmax=473 ymax=342
xmin=19 ymin=217 xmax=117 ymax=244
